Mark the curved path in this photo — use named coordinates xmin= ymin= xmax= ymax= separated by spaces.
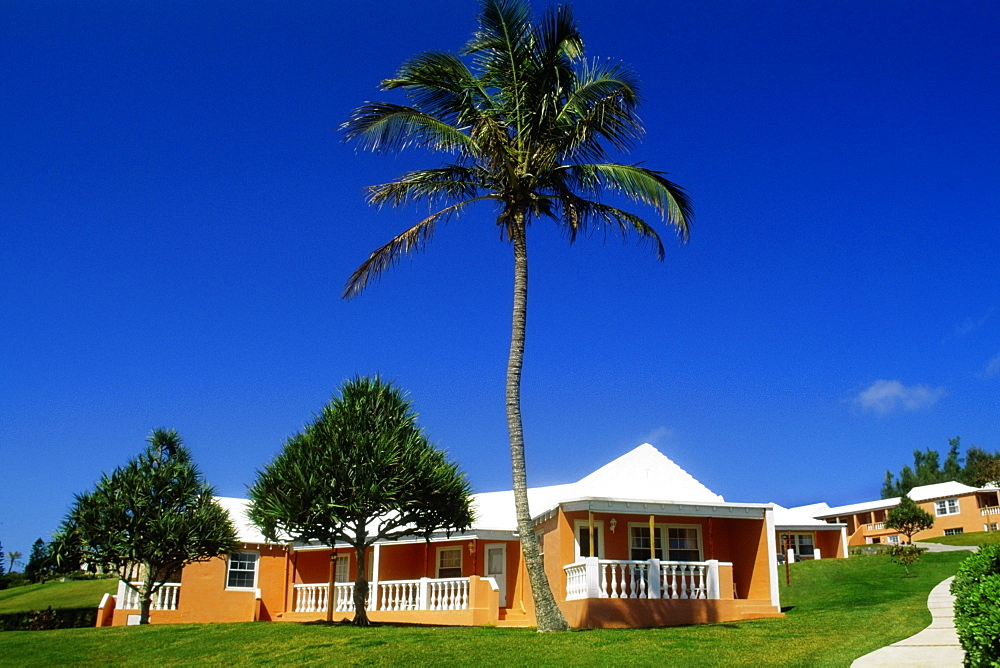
xmin=852 ymin=543 xmax=976 ymax=667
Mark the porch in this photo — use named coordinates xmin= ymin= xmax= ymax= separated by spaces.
xmin=279 ymin=575 xmax=503 ymax=626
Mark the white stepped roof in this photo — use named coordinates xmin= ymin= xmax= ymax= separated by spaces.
xmin=772 ymin=503 xmax=842 ymax=530
xmin=471 ymin=443 xmax=725 ymax=531
xmin=816 ymin=480 xmax=987 ymax=519
xmin=216 ymin=496 xmax=269 ymax=544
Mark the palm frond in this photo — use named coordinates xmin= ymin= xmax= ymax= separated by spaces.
xmin=553 ymin=196 xmax=667 ymax=259
xmin=382 ymin=51 xmax=484 ymax=126
xmin=564 ymin=163 xmax=692 ymax=239
xmin=343 ymin=196 xmax=499 ymax=299
xmin=366 ymin=166 xmax=487 ymax=208
xmin=340 ymin=103 xmax=475 ymax=155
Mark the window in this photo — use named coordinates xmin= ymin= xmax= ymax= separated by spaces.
xmin=780 ymin=533 xmax=816 ymax=559
xmin=226 ymin=552 xmax=258 ymax=589
xmin=437 ymin=546 xmax=462 ymax=578
xmin=574 ymin=521 xmax=604 ymax=559
xmin=991 ymin=523 xmax=999 ymax=532
xmin=944 ymin=528 xmax=964 ymax=536
xmin=935 ymin=498 xmax=960 ymax=516
xmin=629 ymin=524 xmax=703 ymax=562
xmin=335 ymin=554 xmax=349 ymax=583
xmin=887 ymin=535 xmax=900 ymax=545
xmin=630 ymin=526 xmax=663 ymax=561
xmin=668 ymin=527 xmax=702 ymax=562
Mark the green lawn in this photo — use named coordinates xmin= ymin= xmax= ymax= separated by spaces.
xmin=0 ymin=579 xmax=117 ymax=615
xmin=0 ymin=552 xmax=969 ymax=667
xmin=921 ymin=530 xmax=1000 ymax=547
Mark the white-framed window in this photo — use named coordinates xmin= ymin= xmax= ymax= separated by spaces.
xmin=226 ymin=552 xmax=259 ymax=589
xmin=628 ymin=523 xmax=703 ymax=562
xmin=887 ymin=535 xmax=900 ymax=545
xmin=935 ymin=498 xmax=960 ymax=516
xmin=944 ymin=528 xmax=964 ymax=536
xmin=335 ymin=554 xmax=350 ymax=583
xmin=990 ymin=523 xmax=999 ymax=532
xmin=574 ymin=520 xmax=604 ymax=560
xmin=780 ymin=533 xmax=817 ymax=559
xmin=437 ymin=546 xmax=463 ymax=578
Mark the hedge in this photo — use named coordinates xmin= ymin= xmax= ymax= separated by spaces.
xmin=0 ymin=606 xmax=97 ymax=632
xmin=951 ymin=545 xmax=1000 ymax=667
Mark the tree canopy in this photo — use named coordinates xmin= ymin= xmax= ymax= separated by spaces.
xmin=340 ymin=0 xmax=691 ymax=631
xmin=248 ymin=376 xmax=474 ymax=626
xmin=51 ymin=429 xmax=239 ymax=624
xmin=882 ymin=437 xmax=1000 ymax=498
xmin=885 ymin=495 xmax=934 ymax=544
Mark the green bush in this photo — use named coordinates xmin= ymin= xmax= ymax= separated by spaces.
xmin=951 ymin=545 xmax=1000 ymax=667
xmin=0 ymin=606 xmax=97 ymax=631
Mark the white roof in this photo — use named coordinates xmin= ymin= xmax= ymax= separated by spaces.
xmin=771 ymin=503 xmax=842 ymax=530
xmin=216 ymin=496 xmax=269 ymax=544
xmin=816 ymin=480 xmax=986 ymax=519
xmin=470 ymin=443 xmax=726 ymax=531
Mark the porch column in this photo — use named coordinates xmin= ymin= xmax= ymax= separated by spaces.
xmin=706 ymin=560 xmax=720 ymax=599
xmin=370 ymin=543 xmax=381 ymax=611
xmin=584 ymin=556 xmax=602 ymax=599
xmin=648 ymin=559 xmax=661 ymax=599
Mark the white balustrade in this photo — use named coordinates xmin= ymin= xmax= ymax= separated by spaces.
xmin=294 ymin=577 xmax=471 ymax=613
xmin=867 ymin=522 xmax=885 ymax=530
xmin=118 ymin=582 xmax=181 ymax=611
xmin=564 ymin=558 xmax=724 ymax=601
xmin=981 ymin=506 xmax=1000 ymax=517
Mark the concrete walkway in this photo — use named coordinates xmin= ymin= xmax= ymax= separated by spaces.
xmin=852 ymin=543 xmax=976 ymax=667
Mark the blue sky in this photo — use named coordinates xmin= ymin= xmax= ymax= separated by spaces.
xmin=3 ymin=1 xmax=999 ymax=559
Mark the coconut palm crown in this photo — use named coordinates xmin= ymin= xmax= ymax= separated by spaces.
xmin=341 ymin=0 xmax=692 ymax=632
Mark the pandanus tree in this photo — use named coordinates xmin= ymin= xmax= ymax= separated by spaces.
xmin=51 ymin=429 xmax=239 ymax=624
xmin=341 ymin=0 xmax=692 ymax=631
xmin=247 ymin=376 xmax=474 ymax=627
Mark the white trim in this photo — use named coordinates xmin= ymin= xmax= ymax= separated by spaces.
xmin=935 ymin=498 xmax=960 ymax=516
xmin=225 ymin=551 xmax=259 ymax=590
xmin=765 ymin=506 xmax=780 ymax=609
xmin=626 ymin=522 xmax=704 ymax=562
xmin=573 ymin=520 xmax=605 ymax=560
xmin=436 ymin=545 xmax=463 ymax=579
xmin=485 ymin=543 xmax=507 ymax=607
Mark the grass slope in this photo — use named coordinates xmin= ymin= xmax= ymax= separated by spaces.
xmin=0 ymin=579 xmax=117 ymax=615
xmin=0 ymin=552 xmax=969 ymax=666
xmin=921 ymin=531 xmax=1000 ymax=547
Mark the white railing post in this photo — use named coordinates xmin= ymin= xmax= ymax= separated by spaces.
xmin=648 ymin=559 xmax=661 ymax=599
xmin=419 ymin=577 xmax=430 ymax=610
xmin=584 ymin=556 xmax=602 ymax=599
xmin=786 ymin=548 xmax=795 ymax=564
xmin=706 ymin=560 xmax=720 ymax=599
xmin=814 ymin=548 xmax=821 ymax=560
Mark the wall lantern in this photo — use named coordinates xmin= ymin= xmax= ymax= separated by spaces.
xmin=609 ymin=517 xmax=617 ymax=533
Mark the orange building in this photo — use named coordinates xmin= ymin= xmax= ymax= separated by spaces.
xmin=813 ymin=481 xmax=1000 ymax=546
xmin=97 ymin=444 xmax=784 ymax=629
xmin=772 ymin=503 xmax=848 ymax=563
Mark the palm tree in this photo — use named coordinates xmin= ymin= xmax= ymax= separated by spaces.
xmin=341 ymin=0 xmax=691 ymax=631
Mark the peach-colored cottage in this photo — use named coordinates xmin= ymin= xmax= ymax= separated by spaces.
xmin=96 ymin=444 xmax=784 ymax=629
xmin=772 ymin=503 xmax=847 ymax=563
xmin=813 ymin=481 xmax=1000 ymax=546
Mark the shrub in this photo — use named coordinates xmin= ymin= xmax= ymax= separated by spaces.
xmin=889 ymin=544 xmax=923 ymax=576
xmin=0 ymin=606 xmax=97 ymax=631
xmin=951 ymin=545 xmax=1000 ymax=667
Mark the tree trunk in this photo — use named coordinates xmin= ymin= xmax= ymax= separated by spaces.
xmin=138 ymin=568 xmax=155 ymax=625
xmin=505 ymin=217 xmax=569 ymax=632
xmin=352 ymin=544 xmax=370 ymax=627
xmin=326 ymin=551 xmax=336 ymax=623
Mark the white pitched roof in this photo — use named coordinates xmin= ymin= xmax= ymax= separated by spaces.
xmin=216 ymin=496 xmax=269 ymax=544
xmin=470 ymin=443 xmax=725 ymax=531
xmin=909 ymin=481 xmax=980 ymax=502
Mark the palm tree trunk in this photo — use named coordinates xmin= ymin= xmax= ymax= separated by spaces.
xmin=506 ymin=215 xmax=569 ymax=632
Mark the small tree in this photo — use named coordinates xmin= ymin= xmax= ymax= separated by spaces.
xmin=25 ymin=539 xmax=54 ymax=583
xmin=51 ymin=429 xmax=239 ymax=624
xmin=248 ymin=376 xmax=474 ymax=627
xmin=888 ymin=544 xmax=923 ymax=577
xmin=885 ymin=495 xmax=934 ymax=544
xmin=7 ymin=551 xmax=21 ymax=573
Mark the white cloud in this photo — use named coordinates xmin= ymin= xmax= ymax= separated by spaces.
xmin=852 ymin=380 xmax=946 ymax=416
xmin=982 ymin=353 xmax=1000 ymax=379
xmin=954 ymin=308 xmax=994 ymax=337
xmin=640 ymin=426 xmax=674 ymax=445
